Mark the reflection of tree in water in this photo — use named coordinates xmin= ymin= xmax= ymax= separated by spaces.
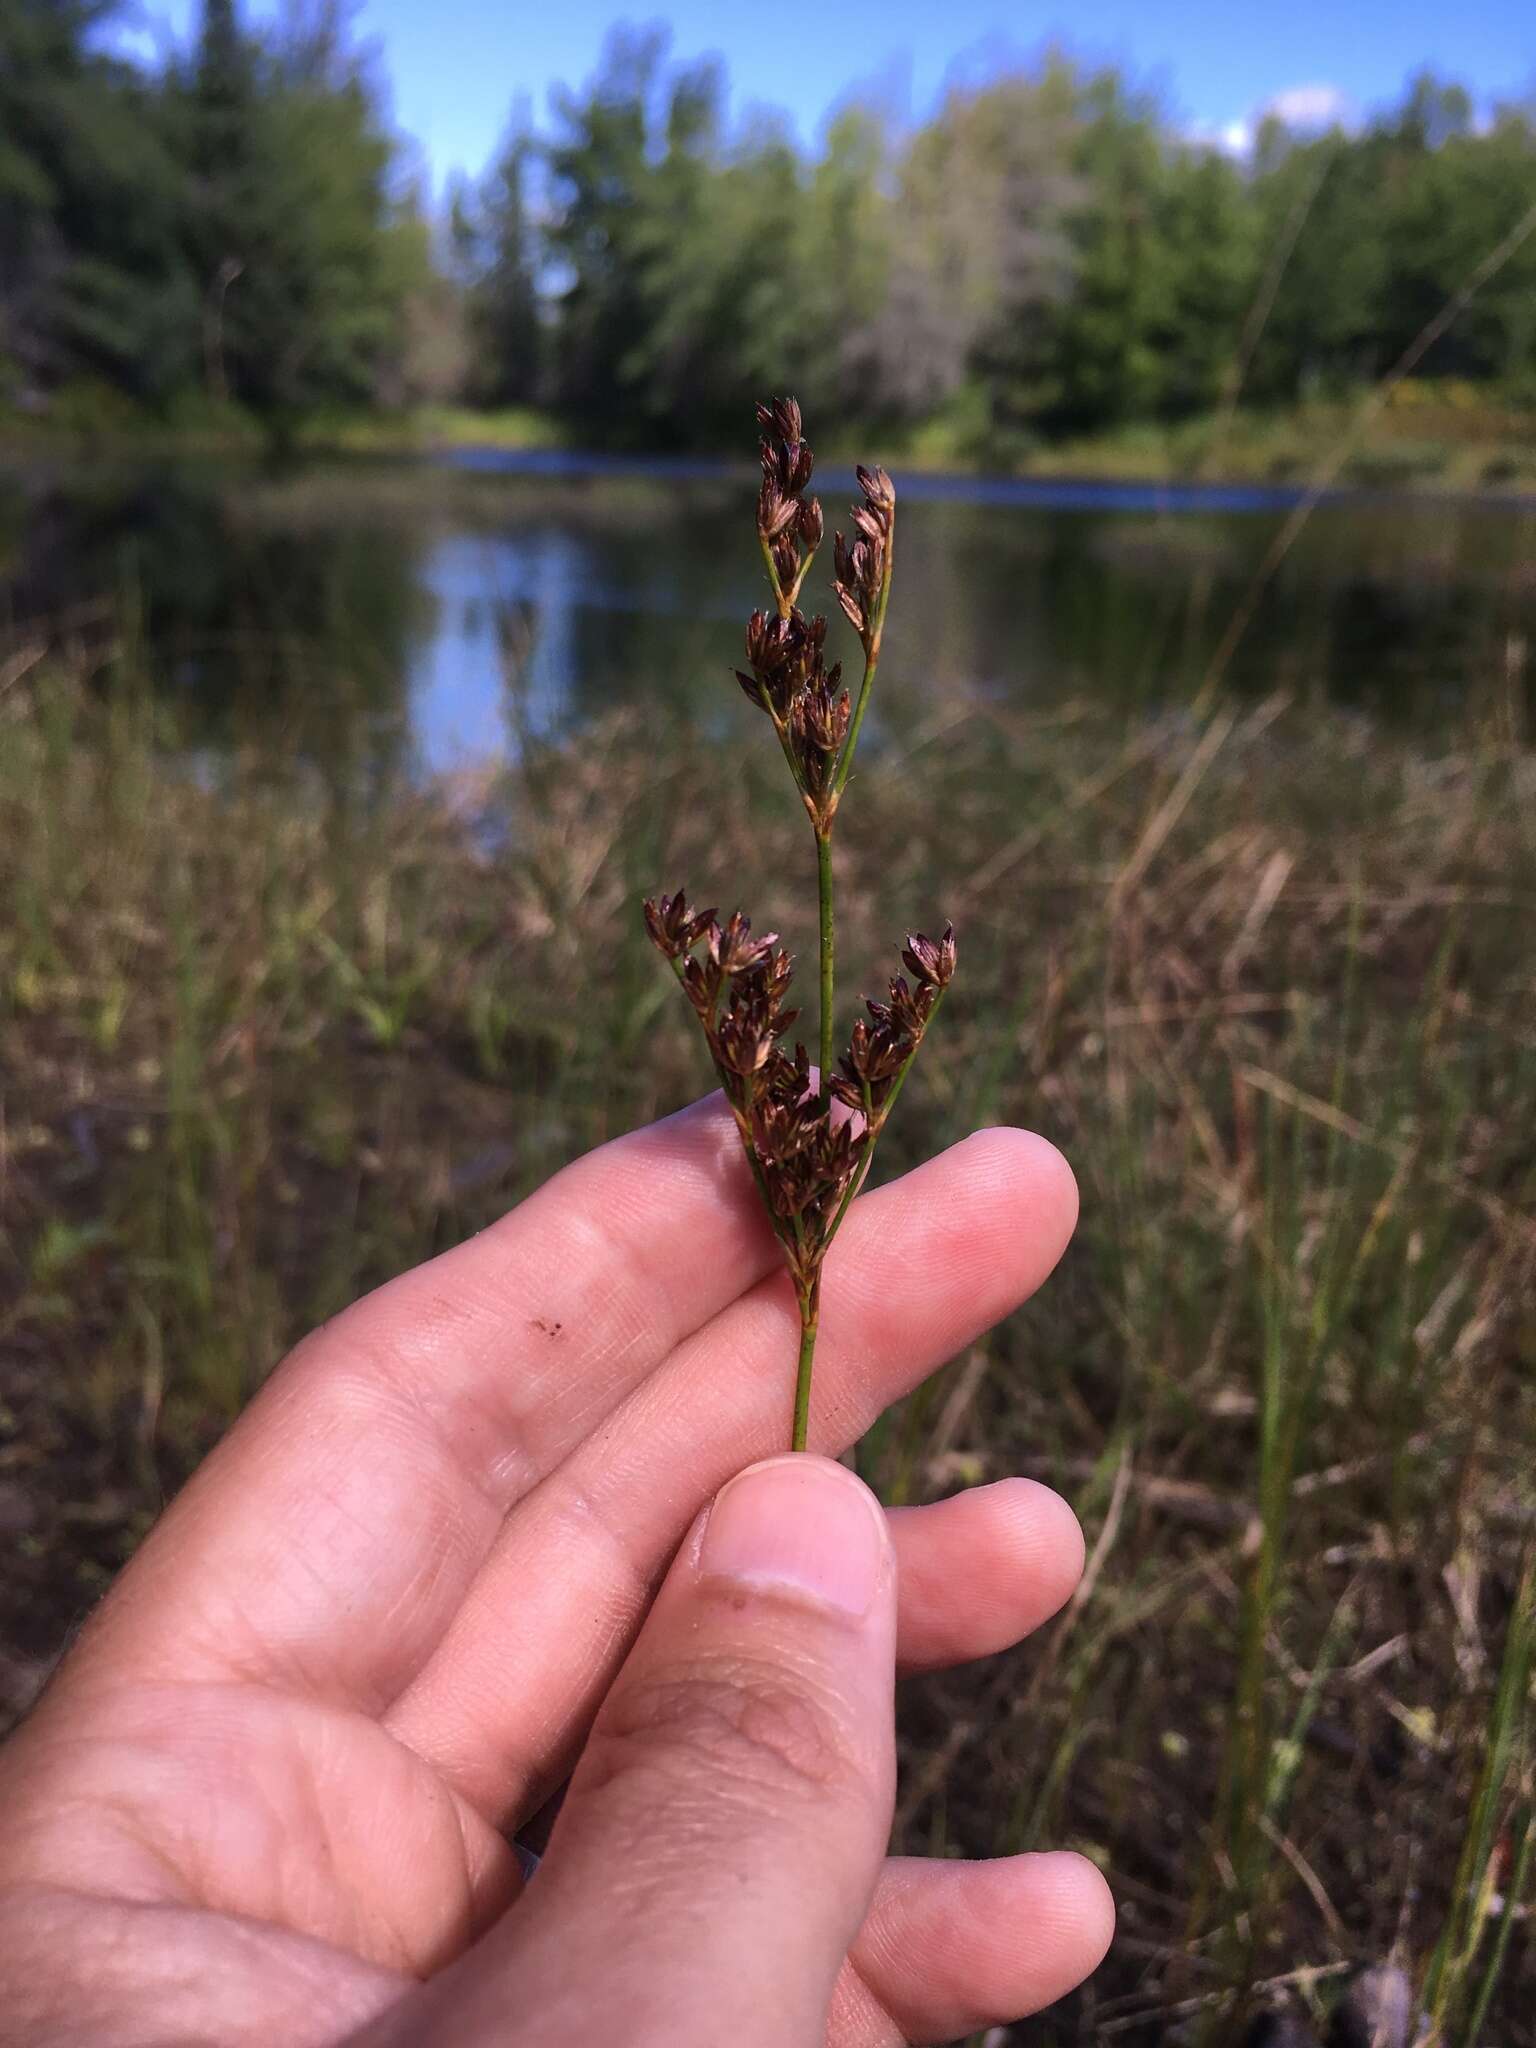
xmin=532 ymin=491 xmax=1536 ymax=740
xmin=0 ymin=465 xmax=428 ymax=782
xmin=3 ymin=463 xmax=1534 ymax=779
xmin=552 ymin=602 xmax=744 ymax=739
xmin=902 ymin=496 xmax=1536 ymax=721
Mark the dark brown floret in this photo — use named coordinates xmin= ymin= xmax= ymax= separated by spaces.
xmin=832 ymin=464 xmax=896 ymax=654
xmin=902 ymin=924 xmax=957 ymax=990
xmin=788 ymin=673 xmax=851 ymax=797
xmin=855 ymin=463 xmax=895 ymax=511
xmin=754 ymin=398 xmax=821 ymax=609
xmin=757 ymin=480 xmax=801 ymax=541
xmin=756 ymin=396 xmax=803 ymax=447
xmin=643 ymin=887 xmax=716 ymax=959
xmin=709 ymin=910 xmax=778 ymax=976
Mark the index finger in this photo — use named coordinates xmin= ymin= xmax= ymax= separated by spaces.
xmin=72 ymin=1096 xmax=784 ymax=1711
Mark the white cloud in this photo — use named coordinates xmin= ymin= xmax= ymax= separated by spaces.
xmin=1265 ymin=82 xmax=1354 ymax=132
xmin=1187 ymin=81 xmax=1356 ymax=160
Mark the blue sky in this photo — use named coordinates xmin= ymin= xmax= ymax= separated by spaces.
xmin=120 ymin=0 xmax=1534 ymax=190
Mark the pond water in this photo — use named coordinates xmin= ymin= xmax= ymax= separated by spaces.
xmin=2 ymin=449 xmax=1532 ymax=775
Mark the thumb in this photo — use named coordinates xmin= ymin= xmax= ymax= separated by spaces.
xmin=415 ymin=1455 xmax=894 ymax=2048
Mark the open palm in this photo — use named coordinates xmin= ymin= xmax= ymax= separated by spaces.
xmin=0 ymin=1097 xmax=1111 ymax=2046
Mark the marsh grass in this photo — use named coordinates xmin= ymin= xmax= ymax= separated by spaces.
xmin=1 ymin=637 xmax=1534 ymax=2041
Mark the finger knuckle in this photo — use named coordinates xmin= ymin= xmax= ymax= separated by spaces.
xmin=589 ymin=1659 xmax=858 ymax=1821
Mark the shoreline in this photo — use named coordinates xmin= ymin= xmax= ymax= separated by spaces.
xmin=4 ymin=391 xmax=1535 ymax=500
xmin=5 ymin=431 xmax=1536 ymax=515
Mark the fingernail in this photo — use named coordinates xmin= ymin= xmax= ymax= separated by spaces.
xmin=699 ymin=1456 xmax=887 ymax=1618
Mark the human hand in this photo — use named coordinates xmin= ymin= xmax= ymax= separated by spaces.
xmin=0 ymin=1096 xmax=1112 ymax=2045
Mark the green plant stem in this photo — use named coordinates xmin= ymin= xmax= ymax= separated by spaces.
xmin=1463 ymin=1803 xmax=1533 ymax=2045
xmin=759 ymin=535 xmax=822 ymax=620
xmin=827 ymin=987 xmax=948 ymax=1242
xmin=792 ymin=1278 xmax=819 ymax=1451
xmin=831 ymin=516 xmax=894 ymax=800
xmin=1423 ymin=1548 xmax=1534 ymax=2029
xmin=833 ymin=650 xmax=880 ymax=800
xmin=789 ymin=992 xmax=944 ymax=1452
xmin=759 ymin=535 xmax=786 ymax=615
xmin=816 ymin=827 xmax=835 ymax=1099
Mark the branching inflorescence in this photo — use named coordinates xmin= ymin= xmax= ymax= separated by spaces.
xmin=644 ymin=399 xmax=955 ymax=1451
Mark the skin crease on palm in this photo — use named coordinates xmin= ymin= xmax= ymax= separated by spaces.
xmin=0 ymin=1094 xmax=1114 ymax=2047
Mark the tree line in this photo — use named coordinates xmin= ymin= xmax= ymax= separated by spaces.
xmin=4 ymin=6 xmax=1534 ymax=447
xmin=0 ymin=0 xmax=434 ymax=426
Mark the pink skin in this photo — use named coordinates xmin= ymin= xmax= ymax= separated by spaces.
xmin=0 ymin=1096 xmax=1113 ymax=2047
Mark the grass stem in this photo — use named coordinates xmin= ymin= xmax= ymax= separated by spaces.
xmin=792 ymin=1282 xmax=819 ymax=1452
xmin=817 ymin=828 xmax=835 ymax=1101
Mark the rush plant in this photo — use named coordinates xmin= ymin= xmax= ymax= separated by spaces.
xmin=644 ymin=399 xmax=955 ymax=1451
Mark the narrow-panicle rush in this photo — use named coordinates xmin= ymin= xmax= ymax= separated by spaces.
xmin=644 ymin=401 xmax=956 ymax=1451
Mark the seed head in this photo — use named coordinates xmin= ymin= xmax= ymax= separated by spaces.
xmin=757 ymin=478 xmax=801 ymax=542
xmin=884 ymin=973 xmax=928 ymax=1036
xmin=679 ymin=949 xmax=722 ymax=1014
xmin=901 ymin=924 xmax=957 ymax=991
xmin=709 ymin=909 xmax=779 ymax=976
xmin=756 ymin=396 xmax=803 ymax=447
xmin=754 ymin=399 xmax=821 ymax=603
xmin=855 ymin=464 xmax=895 ymax=513
xmin=715 ymin=1004 xmax=775 ymax=1077
xmin=643 ymin=887 xmax=716 ymax=959
xmin=646 ymin=406 xmax=952 ymax=1391
xmin=832 ymin=465 xmax=896 ymax=654
xmin=789 ymin=672 xmax=851 ymax=796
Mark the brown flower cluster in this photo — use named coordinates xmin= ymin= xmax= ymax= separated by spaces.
xmin=738 ymin=407 xmax=852 ymax=828
xmin=832 ymin=464 xmax=895 ymax=659
xmin=832 ymin=928 xmax=958 ymax=1122
xmin=644 ymin=886 xmax=955 ymax=1285
xmin=737 ymin=609 xmax=850 ymax=826
xmin=643 ymin=398 xmax=954 ymax=1447
xmin=755 ymin=396 xmax=822 ymax=600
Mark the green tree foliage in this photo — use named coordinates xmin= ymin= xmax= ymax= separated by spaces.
xmin=3 ymin=14 xmax=1533 ymax=442
xmin=1372 ymin=78 xmax=1536 ymax=386
xmin=174 ymin=0 xmax=422 ymax=420
xmin=450 ymin=123 xmax=541 ymax=408
xmin=1 ymin=0 xmax=422 ymax=424
xmin=490 ymin=26 xmax=888 ymax=442
xmin=457 ymin=38 xmax=1533 ymax=446
xmin=0 ymin=0 xmax=194 ymax=402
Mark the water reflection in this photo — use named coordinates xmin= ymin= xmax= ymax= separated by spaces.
xmin=1 ymin=453 xmax=1531 ymax=774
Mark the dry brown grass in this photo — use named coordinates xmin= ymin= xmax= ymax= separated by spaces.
xmin=2 ymin=650 xmax=1533 ymax=2040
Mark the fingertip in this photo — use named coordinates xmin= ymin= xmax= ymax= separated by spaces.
xmin=852 ymin=1848 xmax=1116 ymax=2037
xmin=889 ymin=1476 xmax=1085 ymax=1676
xmin=966 ymin=1125 xmax=1079 ymax=1236
xmin=919 ymin=1123 xmax=1079 ymax=1268
xmin=962 ymin=1849 xmax=1116 ymax=2014
xmin=988 ymin=1476 xmax=1087 ymax=1619
xmin=1025 ymin=1850 xmax=1117 ymax=1977
xmin=699 ymin=1453 xmax=894 ymax=1621
xmin=942 ymin=1127 xmax=1079 ymax=1284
